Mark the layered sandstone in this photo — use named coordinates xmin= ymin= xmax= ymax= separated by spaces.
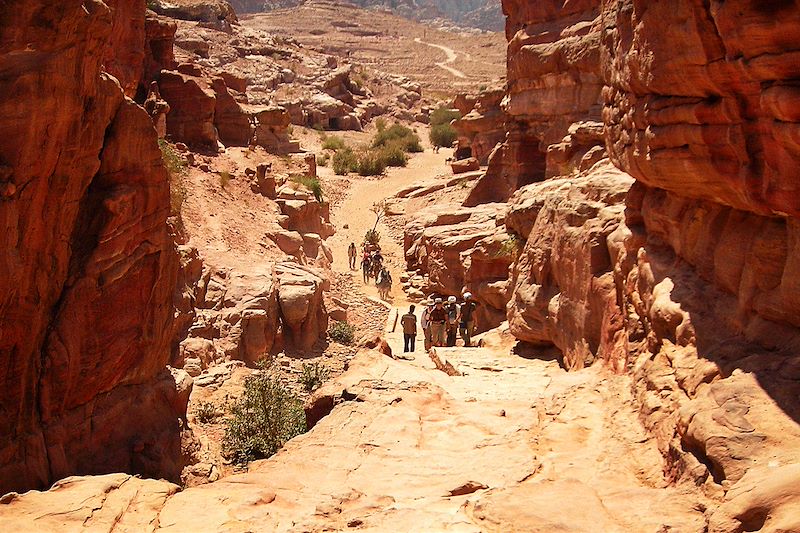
xmin=491 ymin=1 xmax=800 ymax=528
xmin=0 ymin=0 xmax=184 ymax=493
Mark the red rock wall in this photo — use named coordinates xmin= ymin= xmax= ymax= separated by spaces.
xmin=495 ymin=0 xmax=800 ymax=524
xmin=0 ymin=1 xmax=183 ymax=493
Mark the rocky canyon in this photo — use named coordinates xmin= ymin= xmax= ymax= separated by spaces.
xmin=1 ymin=0 xmax=799 ymax=532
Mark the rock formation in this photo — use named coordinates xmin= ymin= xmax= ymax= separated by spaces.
xmin=0 ymin=0 xmax=185 ymax=493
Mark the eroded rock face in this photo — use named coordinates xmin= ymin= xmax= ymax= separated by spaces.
xmin=452 ymin=88 xmax=505 ymax=165
xmin=493 ymin=0 xmax=800 ymax=523
xmin=601 ymin=0 xmax=800 ymax=218
xmin=0 ymin=0 xmax=183 ymax=493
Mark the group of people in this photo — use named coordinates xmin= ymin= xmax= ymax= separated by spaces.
xmin=400 ymin=292 xmax=479 ymax=353
xmin=349 ymin=242 xmax=392 ymax=299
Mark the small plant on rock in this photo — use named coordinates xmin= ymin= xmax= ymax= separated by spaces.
xmin=328 ymin=321 xmax=355 ymax=345
xmin=300 ymin=362 xmax=330 ymax=392
xmin=158 ymin=139 xmax=188 ymax=216
xmin=495 ymin=234 xmax=522 ymax=258
xmin=223 ymin=364 xmax=307 ymax=465
xmin=291 ymin=175 xmax=324 ymax=202
xmin=195 ymin=401 xmax=221 ymax=424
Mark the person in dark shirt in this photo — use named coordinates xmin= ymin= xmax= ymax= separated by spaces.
xmin=429 ymin=298 xmax=447 ymax=347
xmin=459 ymin=292 xmax=479 ymax=347
xmin=401 ymin=305 xmax=417 ymax=353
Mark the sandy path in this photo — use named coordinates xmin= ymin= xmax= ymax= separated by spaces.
xmin=324 ymin=145 xmax=453 ymax=352
xmin=413 ymin=37 xmax=467 ymax=79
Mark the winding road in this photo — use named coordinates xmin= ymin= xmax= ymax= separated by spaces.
xmin=414 ymin=37 xmax=467 ymax=79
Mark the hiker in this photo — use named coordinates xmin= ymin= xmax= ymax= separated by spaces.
xmin=420 ymin=299 xmax=433 ymax=351
xmin=459 ymin=292 xmax=479 ymax=347
xmin=429 ymin=298 xmax=447 ymax=347
xmin=377 ymin=267 xmax=392 ymax=300
xmin=361 ymin=253 xmax=371 ymax=283
xmin=445 ymin=295 xmax=460 ymax=347
xmin=401 ymin=305 xmax=417 ymax=353
xmin=348 ymin=242 xmax=357 ymax=270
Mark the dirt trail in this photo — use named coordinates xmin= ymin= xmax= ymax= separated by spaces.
xmin=413 ymin=37 xmax=467 ymax=79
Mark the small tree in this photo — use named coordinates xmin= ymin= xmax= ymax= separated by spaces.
xmin=223 ymin=365 xmax=307 ymax=465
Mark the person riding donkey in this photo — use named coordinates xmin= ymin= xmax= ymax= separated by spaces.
xmin=361 ymin=252 xmax=372 ymax=283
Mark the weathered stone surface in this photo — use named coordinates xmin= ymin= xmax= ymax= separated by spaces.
xmin=0 ymin=0 xmax=184 ymax=493
xmin=275 ymin=262 xmax=329 ymax=352
xmin=211 ymin=77 xmax=253 ymax=147
xmin=103 ymin=0 xmax=146 ymax=98
xmin=506 ymin=161 xmax=633 ymax=367
xmin=452 ymin=88 xmax=506 ymax=165
xmin=159 ymin=69 xmax=219 ymax=148
xmin=601 ymin=0 xmax=800 ymax=218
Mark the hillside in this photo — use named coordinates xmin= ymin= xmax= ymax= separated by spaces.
xmin=231 ymin=0 xmax=504 ymax=31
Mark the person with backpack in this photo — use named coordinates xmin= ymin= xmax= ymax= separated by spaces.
xmin=445 ymin=295 xmax=460 ymax=347
xmin=401 ymin=305 xmax=417 ymax=353
xmin=459 ymin=292 xmax=479 ymax=347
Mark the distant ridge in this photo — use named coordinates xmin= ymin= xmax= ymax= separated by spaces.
xmin=229 ymin=0 xmax=504 ymax=32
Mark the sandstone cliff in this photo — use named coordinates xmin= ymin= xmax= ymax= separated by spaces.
xmin=500 ymin=0 xmax=800 ymax=528
xmin=0 ymin=1 xmax=186 ymax=493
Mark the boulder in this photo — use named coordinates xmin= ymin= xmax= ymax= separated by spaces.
xmin=275 ymin=262 xmax=329 ymax=351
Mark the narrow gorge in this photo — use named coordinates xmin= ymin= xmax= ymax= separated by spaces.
xmin=1 ymin=1 xmax=799 ymax=532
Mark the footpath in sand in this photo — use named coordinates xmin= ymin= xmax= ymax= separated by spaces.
xmin=1 ymin=148 xmax=712 ymax=532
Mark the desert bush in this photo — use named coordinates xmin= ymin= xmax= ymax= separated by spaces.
xmin=158 ymin=139 xmax=188 ymax=216
xmin=195 ymin=401 xmax=221 ymax=424
xmin=430 ymin=107 xmax=461 ymax=127
xmin=371 ymin=123 xmax=422 ymax=153
xmin=316 ymin=153 xmax=330 ymax=167
xmin=355 ymin=150 xmax=387 ymax=176
xmin=328 ymin=321 xmax=355 ymax=345
xmin=291 ymin=175 xmax=324 ymax=202
xmin=364 ymin=228 xmax=381 ymax=246
xmin=300 ymin=362 xmax=330 ymax=392
xmin=223 ymin=366 xmax=307 ymax=465
xmin=378 ymin=142 xmax=409 ymax=167
xmin=332 ymin=147 xmax=358 ymax=175
xmin=322 ymin=135 xmax=347 ymax=151
xmin=430 ymin=124 xmax=458 ymax=148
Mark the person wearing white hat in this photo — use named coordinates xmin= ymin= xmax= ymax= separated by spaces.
xmin=459 ymin=292 xmax=478 ymax=347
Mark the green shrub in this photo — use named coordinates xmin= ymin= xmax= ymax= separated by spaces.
xmin=430 ymin=107 xmax=461 ymax=127
xmin=322 ymin=135 xmax=347 ymax=151
xmin=328 ymin=321 xmax=355 ymax=345
xmin=291 ymin=175 xmax=324 ymax=202
xmin=195 ymin=401 xmax=221 ymax=424
xmin=378 ymin=143 xmax=409 ymax=167
xmin=364 ymin=228 xmax=380 ymax=246
xmin=316 ymin=153 xmax=330 ymax=167
xmin=158 ymin=139 xmax=188 ymax=216
xmin=375 ymin=117 xmax=387 ymax=132
xmin=430 ymin=123 xmax=458 ymax=148
xmin=356 ymin=150 xmax=387 ymax=176
xmin=300 ymin=362 xmax=330 ymax=392
xmin=223 ymin=366 xmax=307 ymax=465
xmin=371 ymin=123 xmax=422 ymax=153
xmin=332 ymin=147 xmax=358 ymax=175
